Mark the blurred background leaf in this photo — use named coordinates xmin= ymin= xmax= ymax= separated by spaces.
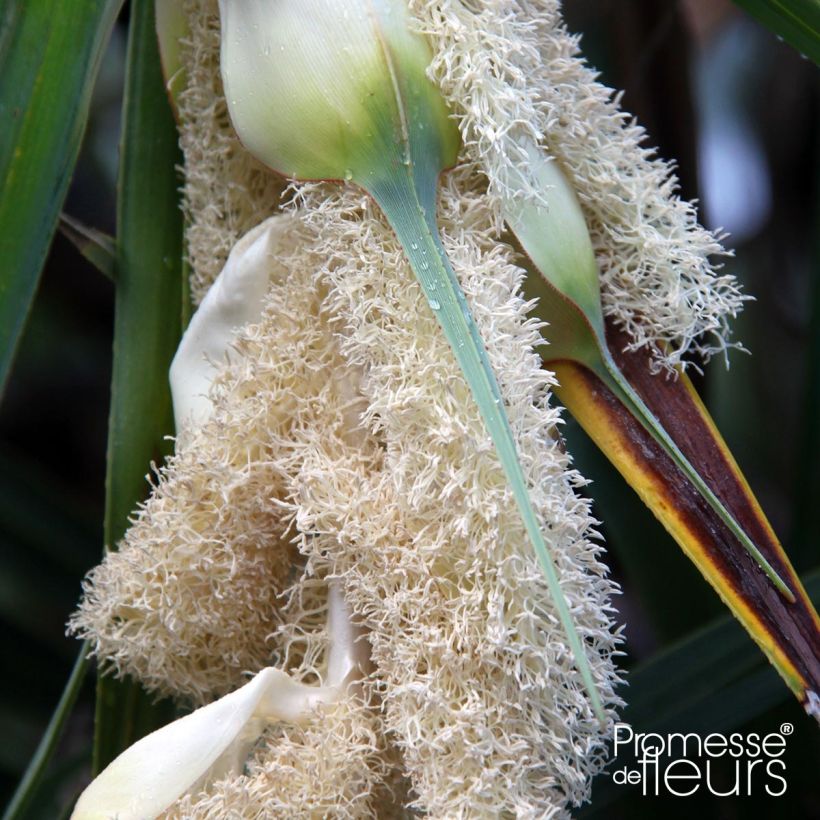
xmin=57 ymin=216 xmax=116 ymax=282
xmin=731 ymin=0 xmax=820 ymax=65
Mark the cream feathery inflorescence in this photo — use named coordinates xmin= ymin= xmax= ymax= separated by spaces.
xmin=180 ymin=0 xmax=747 ymax=370
xmin=177 ymin=0 xmax=284 ymax=303
xmin=73 ymin=167 xmax=624 ymax=814
xmin=288 ymin=170 xmax=623 ymax=814
xmin=411 ymin=0 xmax=745 ymax=371
xmin=161 ymin=699 xmax=408 ymax=820
xmin=69 ymin=217 xmax=329 ymax=702
xmin=67 ymin=0 xmax=673 ymax=814
xmin=73 ymin=240 xmax=412 ymax=816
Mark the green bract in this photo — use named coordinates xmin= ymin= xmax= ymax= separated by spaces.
xmin=219 ymin=0 xmax=607 ymax=722
xmin=219 ymin=0 xmax=459 ymax=184
xmin=501 ymin=138 xmax=603 ymax=335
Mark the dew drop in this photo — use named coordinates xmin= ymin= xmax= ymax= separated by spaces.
xmin=344 ymin=169 xmax=353 ymax=181
xmin=429 ymin=299 xmax=441 ymax=310
xmin=410 ymin=242 xmax=418 ymax=250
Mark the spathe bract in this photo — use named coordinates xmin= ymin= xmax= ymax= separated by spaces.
xmin=71 ymin=586 xmax=362 ymax=819
xmin=500 ymin=140 xmax=792 ymax=601
xmin=170 ymin=215 xmax=289 ymax=435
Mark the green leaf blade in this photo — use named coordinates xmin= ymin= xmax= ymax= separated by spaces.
xmin=732 ymin=0 xmax=820 ymax=65
xmin=0 ymin=0 xmax=123 ymax=396
xmin=93 ymin=0 xmax=184 ymax=776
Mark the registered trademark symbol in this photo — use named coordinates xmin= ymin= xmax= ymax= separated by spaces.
xmin=780 ymin=722 xmax=793 ymax=735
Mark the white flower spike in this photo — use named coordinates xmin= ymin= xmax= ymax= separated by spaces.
xmin=71 ymin=585 xmax=363 ymax=820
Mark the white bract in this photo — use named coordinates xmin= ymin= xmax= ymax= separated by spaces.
xmin=170 ymin=215 xmax=289 ymax=435
xmin=72 ymin=585 xmax=362 ymax=820
xmin=499 ymin=138 xmax=602 ymax=330
xmin=218 ymin=0 xmax=455 ymax=182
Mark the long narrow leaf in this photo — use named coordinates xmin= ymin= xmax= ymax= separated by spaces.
xmin=93 ymin=0 xmax=184 ymax=775
xmin=2 ymin=648 xmax=89 ymax=820
xmin=0 ymin=0 xmax=123 ymax=396
xmin=732 ymin=0 xmax=820 ymax=65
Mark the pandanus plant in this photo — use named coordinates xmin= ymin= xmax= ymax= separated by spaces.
xmin=217 ymin=0 xmax=610 ymax=720
xmin=53 ymin=0 xmax=819 ymax=817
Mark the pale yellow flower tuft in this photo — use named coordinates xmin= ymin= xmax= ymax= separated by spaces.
xmin=162 ymin=698 xmax=406 ymax=820
xmin=73 ymin=167 xmax=623 ymax=814
xmin=285 ymin=170 xmax=622 ymax=814
xmin=179 ymin=0 xmax=745 ymax=368
xmin=69 ymin=216 xmax=346 ymax=702
xmin=413 ymin=0 xmax=745 ymax=371
xmin=177 ymin=0 xmax=285 ymax=303
xmin=70 ymin=0 xmax=646 ymax=814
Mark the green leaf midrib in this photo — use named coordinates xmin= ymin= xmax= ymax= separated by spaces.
xmin=368 ymin=166 xmax=606 ymax=723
